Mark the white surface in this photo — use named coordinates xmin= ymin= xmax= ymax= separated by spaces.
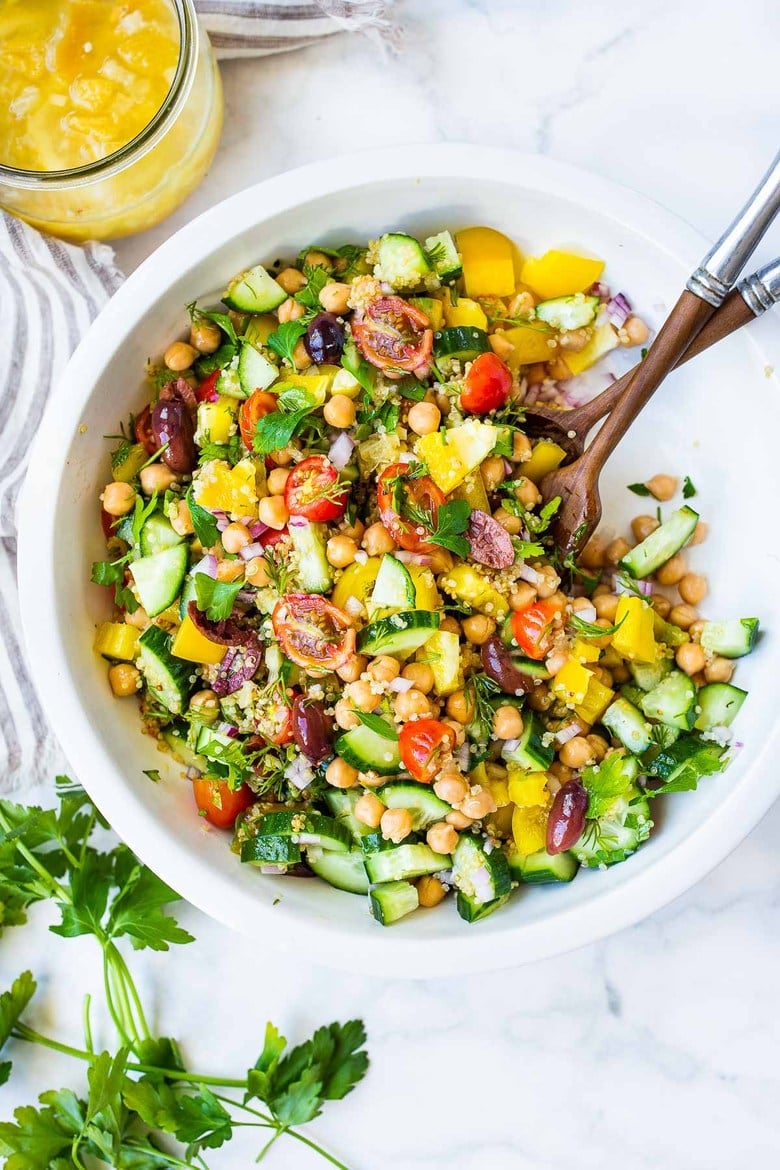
xmin=6 ymin=1 xmax=780 ymax=1165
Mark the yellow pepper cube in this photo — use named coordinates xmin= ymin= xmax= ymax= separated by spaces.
xmin=171 ymin=614 xmax=227 ymax=665
xmin=574 ymin=675 xmax=615 ymax=725
xmin=439 ymin=563 xmax=509 ymax=621
xmin=196 ymin=396 xmax=237 ymax=446
xmin=521 ymin=439 xmax=567 ymax=484
xmin=330 ymin=557 xmax=382 ymax=611
xmin=512 ymin=805 xmax=549 ymax=856
xmin=193 ymin=458 xmax=258 ymax=518
xmin=415 ymin=418 xmax=498 ymax=494
xmin=507 ymin=769 xmax=550 ymax=808
xmin=443 ymin=295 xmax=488 ymax=331
xmin=93 ymin=621 xmax=139 ymax=662
xmin=245 ymin=314 xmax=277 ymax=346
xmin=498 ymin=323 xmax=557 ymax=369
xmin=564 ymin=322 xmax=619 ymax=376
xmin=424 ymin=629 xmax=463 ymax=696
xmin=551 ymin=657 xmax=591 ymax=706
xmin=520 ymin=250 xmax=605 ymax=300
xmin=453 ymin=470 xmax=490 ymax=513
xmin=612 ymin=595 xmax=657 ymax=663
xmin=571 ymin=638 xmax=601 ymax=663
xmin=471 ymin=762 xmax=511 ymax=808
xmin=456 ymin=227 xmax=516 ymax=298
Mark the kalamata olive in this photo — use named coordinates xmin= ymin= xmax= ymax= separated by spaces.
xmin=304 ymin=312 xmax=345 ymax=365
xmin=546 ymin=780 xmax=588 ymax=854
xmin=480 ymin=636 xmax=534 ymax=696
xmin=291 ymin=695 xmax=334 ymax=763
xmin=151 ymin=398 xmax=197 ymax=473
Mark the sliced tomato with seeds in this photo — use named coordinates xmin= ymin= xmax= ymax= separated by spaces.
xmin=460 ymin=352 xmax=512 ymax=414
xmin=257 ymin=693 xmax=295 ymax=745
xmin=192 ymin=779 xmax=253 ymax=829
xmin=399 ymin=719 xmax=457 ymax=784
xmin=259 ymin=525 xmax=288 ymax=549
xmin=376 ymin=462 xmax=445 ymax=552
xmin=284 ymin=455 xmax=349 ymax=522
xmin=240 ymin=389 xmax=278 ymax=450
xmin=134 ymin=404 xmax=157 ymax=455
xmin=352 ymin=295 xmax=433 ymax=373
xmin=272 ymin=594 xmax=356 ymax=673
xmin=511 ymin=600 xmax=560 ymax=660
xmin=196 ymin=369 xmax=221 ymax=403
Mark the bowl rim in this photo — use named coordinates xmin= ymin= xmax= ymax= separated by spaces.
xmin=17 ymin=144 xmax=780 ymax=977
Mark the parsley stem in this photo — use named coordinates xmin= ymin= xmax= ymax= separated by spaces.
xmin=255 ymin=1127 xmax=284 ymax=1162
xmin=0 ymin=808 xmax=72 ymax=905
xmin=108 ymin=943 xmax=152 ymax=1042
xmin=102 ymin=949 xmax=134 ymax=1050
xmin=283 ymin=1126 xmax=353 ymax=1170
xmin=83 ymin=994 xmax=94 ymax=1055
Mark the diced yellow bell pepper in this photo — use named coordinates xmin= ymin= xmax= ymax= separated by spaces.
xmin=409 ymin=565 xmax=440 ymax=611
xmin=272 ymin=373 xmax=332 ymax=406
xmin=471 ymin=762 xmax=511 ymax=808
xmin=171 ymin=614 xmax=227 ymax=666
xmin=112 ymin=442 xmax=149 ymax=484
xmin=551 ymin=657 xmax=591 ymax=706
xmin=439 ymin=563 xmax=509 ymax=621
xmin=193 ymin=458 xmax=258 ymax=517
xmin=571 ymin=638 xmax=600 ymax=663
xmin=422 ymin=629 xmax=462 ymax=696
xmin=94 ymin=622 xmax=139 ymax=662
xmin=574 ymin=675 xmax=615 ymax=724
xmin=496 ymin=323 xmax=557 ymax=369
xmin=409 ymin=296 xmax=444 ymax=331
xmin=612 ymin=595 xmax=657 ymax=663
xmin=456 ymin=227 xmax=516 ymax=298
xmin=508 ymin=769 xmax=550 ymax=808
xmin=453 ymin=469 xmax=490 ymax=513
xmin=521 ymin=439 xmax=567 ymax=483
xmin=196 ymin=396 xmax=237 ymax=446
xmin=415 ymin=418 xmax=498 ymax=494
xmin=443 ymin=294 xmax=488 ymax=331
xmin=486 ymin=804 xmax=514 ymax=838
xmin=563 ymin=322 xmax=619 ymax=375
xmin=512 ymin=804 xmax=549 ymax=855
xmin=330 ymin=557 xmax=382 ymax=611
xmin=244 ymin=313 xmax=277 ymax=346
xmin=520 ymin=250 xmax=605 ymax=300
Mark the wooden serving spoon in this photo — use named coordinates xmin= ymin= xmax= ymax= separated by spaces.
xmin=538 ymin=151 xmax=780 ymax=556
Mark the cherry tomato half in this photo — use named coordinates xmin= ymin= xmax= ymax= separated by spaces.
xmin=460 ymin=352 xmax=512 ymax=414
xmin=259 ymin=526 xmax=287 ymax=549
xmin=192 ymin=778 xmax=253 ymax=829
xmin=134 ymin=404 xmax=157 ymax=455
xmin=239 ymin=390 xmax=278 ymax=450
xmin=272 ymin=594 xmax=356 ymax=673
xmin=196 ymin=369 xmax=221 ymax=403
xmin=511 ymin=600 xmax=560 ymax=660
xmin=352 ymin=296 xmax=433 ymax=373
xmin=399 ymin=719 xmax=457 ymax=784
xmin=258 ymin=695 xmax=295 ymax=745
xmin=376 ymin=462 xmax=445 ymax=553
xmin=284 ymin=455 xmax=349 ymax=523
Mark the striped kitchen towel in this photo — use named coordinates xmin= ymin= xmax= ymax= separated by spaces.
xmin=0 ymin=0 xmax=391 ymax=792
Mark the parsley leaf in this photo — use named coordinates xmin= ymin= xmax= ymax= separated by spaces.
xmin=627 ymin=482 xmax=652 ymax=497
xmin=0 ymin=971 xmax=36 ymax=1086
xmin=186 ymin=487 xmax=219 ymax=548
xmin=428 ymin=498 xmax=472 ymax=556
xmin=195 ymin=340 xmax=237 ymax=378
xmin=512 ymin=537 xmax=545 ymax=559
xmin=295 ymin=265 xmax=331 ymax=311
xmin=187 ymin=300 xmax=238 ymax=346
xmin=354 ymin=711 xmax=398 ymax=741
xmin=341 ymin=337 xmax=375 ymax=392
xmin=197 ymin=432 xmax=243 ymax=467
xmin=276 ymin=386 xmax=320 ymax=413
xmin=267 ymin=319 xmax=310 ymax=366
xmin=253 ymin=406 xmax=313 ymax=455
xmin=682 ymin=475 xmax=697 ymax=499
xmin=90 ymin=557 xmax=138 ymax=614
xmin=194 ymin=574 xmax=243 ymax=622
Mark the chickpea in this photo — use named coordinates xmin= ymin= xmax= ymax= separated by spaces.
xmin=480 ymin=455 xmax=506 ymax=491
xmin=362 ymin=522 xmax=395 ymax=556
xmin=514 ymin=476 xmax=542 ymax=508
xmin=558 ymin=328 xmax=589 ymax=353
xmin=646 ymin=473 xmax=678 ymax=501
xmin=189 ymin=689 xmax=220 ymax=722
xmin=326 ymin=535 xmax=358 ymax=568
xmin=346 ymin=679 xmax=379 ymax=711
xmin=124 ymin=606 xmax=149 ymax=630
xmin=611 ymin=662 xmax=631 ymax=684
xmin=559 ymin=736 xmax=594 ymax=769
xmin=292 ymin=338 xmax=312 ymax=370
xmin=221 ymin=522 xmax=251 ymax=555
xmin=526 ymin=683 xmax=553 ymax=712
xmin=446 ymin=690 xmax=475 ymax=724
xmin=655 ymin=553 xmax=686 ymax=586
xmin=545 ymin=648 xmax=569 ymax=676
xmin=623 ymin=316 xmax=650 ymax=346
xmin=326 ymin=757 xmax=359 ymax=789
xmin=394 ymin=688 xmax=433 ymax=722
xmin=277 ymin=297 xmax=305 ymax=323
xmin=440 ymin=616 xmax=461 ymax=636
xmin=510 ymin=583 xmax=537 ymax=611
xmin=101 ymin=481 xmax=136 ymax=516
xmin=676 ymin=641 xmax=706 ymax=676
xmin=258 ymin=495 xmax=289 ymax=530
xmin=631 ymin=514 xmax=660 ymax=543
xmin=704 ymin=657 xmax=735 ymax=684
xmin=354 ymin=792 xmax=385 ymax=829
xmin=652 ymin=595 xmax=671 ymax=619
xmin=189 ymin=320 xmax=222 ymax=354
xmin=605 ymin=536 xmax=631 ymax=564
xmin=586 ymin=734 xmax=610 ymax=761
xmin=340 ymin=517 xmax=365 ymax=543
xmin=512 ymin=432 xmax=533 ymax=462
xmin=334 ymin=699 xmax=359 ymax=729
xmin=407 ymin=401 xmax=441 ymax=436
xmin=460 ymin=786 xmax=497 ymax=821
xmin=579 ymin=537 xmax=606 ymax=570
xmin=417 ymin=875 xmax=447 ymax=908
xmin=276 ymin=267 xmax=307 ymax=294
xmin=244 ymin=557 xmax=270 ymax=587
xmin=549 ymin=760 xmax=573 ymax=784
xmin=367 ymin=655 xmax=400 ymax=684
xmin=216 ymin=560 xmax=244 ymax=583
xmin=401 ymin=662 xmax=434 ymax=694
xmin=594 ymin=593 xmax=619 ymax=622
xmin=547 ymin=357 xmax=573 ymax=382
xmin=301 ymin=250 xmax=332 ymax=270
xmin=507 ymin=290 xmax=535 ymax=317
xmin=670 ymin=603 xmax=699 ymax=630
xmin=535 ymin=565 xmax=561 ymax=600
xmin=381 ymin=807 xmax=413 ymax=844
xmin=323 ymin=394 xmax=357 ymax=429
xmin=435 ymin=391 xmax=451 ymax=416
xmin=108 ymin=663 xmax=141 ymax=697
xmin=690 ymin=521 xmax=709 ymax=546
xmin=164 ymin=340 xmax=199 ymax=371
xmin=678 ymin=572 xmax=708 ymax=606
xmin=427 ymin=822 xmax=458 ymax=855
xmin=493 ymin=507 xmax=521 ymax=536
xmin=170 ymin=498 xmax=194 ymax=536
xmin=462 ymin=614 xmax=496 ymax=645
xmin=139 ymin=463 xmax=178 ymax=495
xmin=446 ymin=809 xmax=474 ymax=830
xmin=337 ymin=654 xmax=367 ymax=683
xmin=488 ymin=331 xmax=514 ymax=361
xmin=433 ymin=773 xmax=469 ymax=805
xmin=270 ymin=447 xmax=294 ymax=466
xmin=319 ymin=281 xmax=351 ymax=315
xmin=493 ymin=705 xmax=524 ymax=740
xmin=267 ymin=467 xmax=290 ymax=495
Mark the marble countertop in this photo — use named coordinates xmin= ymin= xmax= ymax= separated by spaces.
xmin=5 ymin=1 xmax=780 ymax=1166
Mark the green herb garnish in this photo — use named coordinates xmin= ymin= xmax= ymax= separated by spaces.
xmin=194 ymin=574 xmax=243 ymax=622
xmin=186 ymin=487 xmax=220 ymax=548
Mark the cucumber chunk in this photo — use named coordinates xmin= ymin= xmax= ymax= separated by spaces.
xmin=365 ymin=842 xmax=450 ymax=883
xmin=357 ymin=610 xmax=440 ymax=656
xmin=602 ymin=697 xmax=653 ymax=753
xmin=288 ymin=519 xmax=333 ymax=595
xmin=640 ymin=671 xmax=697 ymax=730
xmin=375 ymin=781 xmax=450 ymax=830
xmin=308 ymin=847 xmax=368 ymax=894
xmin=694 ymin=682 xmax=747 ymax=731
xmin=162 ymin=727 xmax=207 ymax=773
xmin=456 ymin=890 xmax=510 ymax=922
xmin=452 ymin=835 xmax=511 ymax=905
xmin=257 ymin=811 xmax=351 ymax=853
xmin=370 ymin=880 xmax=419 ymax=925
xmin=323 ymin=789 xmax=371 ymax=843
xmin=238 ymin=342 xmax=279 ymax=396
xmin=137 ymin=626 xmax=193 ymax=715
xmin=424 ymin=230 xmax=462 ymax=282
xmin=223 ymin=264 xmax=286 ymax=313
xmin=501 ymin=713 xmax=554 ymax=771
xmin=619 ymin=506 xmax=699 ymax=579
xmin=630 ymin=656 xmax=672 ymax=692
xmin=372 ymin=233 xmax=431 ymax=290
xmin=369 ymin=553 xmax=415 ymax=614
xmin=139 ymin=512 xmax=184 ymax=558
xmin=506 ymin=846 xmax=579 ymax=884
xmin=241 ymin=834 xmax=301 ymax=866
xmin=645 ymin=736 xmax=726 ymax=787
xmin=335 ymin=720 xmax=401 ymax=776
xmin=129 ymin=543 xmax=188 ymax=618
xmin=535 ymin=294 xmax=599 ymax=331
xmin=700 ymin=618 xmax=759 ymax=659
xmin=434 ymin=326 xmax=491 ymax=361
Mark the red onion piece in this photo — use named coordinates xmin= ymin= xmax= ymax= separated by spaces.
xmin=217 ymin=721 xmax=239 ymax=738
xmin=192 ymin=553 xmax=218 ymax=578
xmin=389 ymin=675 xmax=415 ymax=693
xmin=606 ymin=292 xmax=632 ymax=328
xmin=239 ymin=542 xmax=265 ymax=561
xmin=554 ymin=721 xmax=586 ymax=745
xmin=394 ymin=550 xmax=434 ymax=567
xmin=589 ymin=281 xmax=611 ymax=300
xmin=328 ymin=431 xmax=356 ymax=471
xmin=518 ymin=563 xmax=543 ymax=586
xmin=249 ymin=520 xmax=268 ymax=539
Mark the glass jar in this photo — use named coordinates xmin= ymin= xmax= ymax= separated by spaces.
xmin=0 ymin=0 xmax=223 ymax=242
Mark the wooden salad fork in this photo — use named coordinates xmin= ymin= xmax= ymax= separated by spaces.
xmin=537 ymin=150 xmax=780 ymax=556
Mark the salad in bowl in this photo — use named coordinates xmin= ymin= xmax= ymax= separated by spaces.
xmin=92 ymin=224 xmax=759 ymax=927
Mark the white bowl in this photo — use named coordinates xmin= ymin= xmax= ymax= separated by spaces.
xmin=18 ymin=146 xmax=780 ymax=977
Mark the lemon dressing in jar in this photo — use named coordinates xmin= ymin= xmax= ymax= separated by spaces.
xmin=0 ymin=0 xmax=223 ymax=240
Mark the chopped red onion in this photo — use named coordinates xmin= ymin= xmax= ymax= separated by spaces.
xmin=606 ymin=292 xmax=632 ymax=328
xmin=192 ymin=553 xmax=218 ymax=578
xmin=589 ymin=281 xmax=611 ymax=300
xmin=185 ymin=766 xmax=202 ymax=779
xmin=287 ymin=514 xmax=308 ymax=531
xmin=239 ymin=542 xmax=265 ymax=561
xmin=470 ymin=864 xmax=494 ymax=904
xmin=395 ymin=549 xmax=434 ymax=567
xmin=285 ymin=756 xmax=315 ymax=790
xmin=249 ymin=520 xmax=268 ymax=539
xmin=614 ymin=574 xmax=652 ymax=597
xmin=260 ymin=865 xmax=288 ymax=875
xmin=328 ymin=431 xmax=356 ymax=471
xmin=216 ymin=721 xmax=239 ymax=738
xmin=518 ymin=563 xmax=543 ymax=586
xmin=575 ymin=602 xmax=597 ymax=623
xmin=503 ymin=458 xmax=513 ymax=476
xmin=344 ymin=595 xmax=364 ymax=619
xmin=457 ymin=742 xmax=471 ymax=771
xmin=214 ymin=510 xmax=230 ymax=532
xmin=389 ymin=676 xmax=415 ymax=693
xmin=555 ymin=721 xmax=586 ymax=745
